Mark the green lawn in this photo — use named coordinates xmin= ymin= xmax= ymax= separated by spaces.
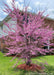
xmin=0 ymin=52 xmax=54 ymax=75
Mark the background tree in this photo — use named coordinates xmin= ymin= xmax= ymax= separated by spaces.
xmin=2 ymin=0 xmax=54 ymax=67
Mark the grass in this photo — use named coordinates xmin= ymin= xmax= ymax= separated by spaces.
xmin=0 ymin=52 xmax=54 ymax=75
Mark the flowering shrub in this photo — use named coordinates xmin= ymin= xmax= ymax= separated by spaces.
xmin=2 ymin=0 xmax=54 ymax=66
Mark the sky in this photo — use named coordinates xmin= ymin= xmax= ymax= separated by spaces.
xmin=0 ymin=0 xmax=54 ymax=21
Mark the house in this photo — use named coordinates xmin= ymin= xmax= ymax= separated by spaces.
xmin=0 ymin=14 xmax=17 ymax=52
xmin=0 ymin=11 xmax=54 ymax=52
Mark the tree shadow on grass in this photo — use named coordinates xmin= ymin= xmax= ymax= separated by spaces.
xmin=11 ymin=65 xmax=54 ymax=75
xmin=12 ymin=68 xmax=28 ymax=75
xmin=44 ymin=65 xmax=54 ymax=75
xmin=12 ymin=67 xmax=38 ymax=75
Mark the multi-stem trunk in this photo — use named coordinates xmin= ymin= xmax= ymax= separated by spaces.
xmin=26 ymin=55 xmax=31 ymax=66
xmin=24 ymin=34 xmax=31 ymax=66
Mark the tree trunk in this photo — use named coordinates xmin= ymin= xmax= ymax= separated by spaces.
xmin=26 ymin=56 xmax=31 ymax=66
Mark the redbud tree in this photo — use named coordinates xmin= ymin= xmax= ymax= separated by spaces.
xmin=2 ymin=0 xmax=54 ymax=66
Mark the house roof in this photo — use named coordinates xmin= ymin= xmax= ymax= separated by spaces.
xmin=0 ymin=11 xmax=54 ymax=39
xmin=0 ymin=14 xmax=11 ymax=26
xmin=0 ymin=11 xmax=54 ymax=27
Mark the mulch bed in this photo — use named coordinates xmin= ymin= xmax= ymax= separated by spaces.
xmin=17 ymin=63 xmax=42 ymax=72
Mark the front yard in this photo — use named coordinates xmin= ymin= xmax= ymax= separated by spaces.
xmin=0 ymin=52 xmax=54 ymax=75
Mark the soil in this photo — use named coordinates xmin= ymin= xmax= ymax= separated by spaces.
xmin=17 ymin=63 xmax=42 ymax=72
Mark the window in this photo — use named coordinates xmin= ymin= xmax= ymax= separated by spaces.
xmin=23 ymin=16 xmax=29 ymax=23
